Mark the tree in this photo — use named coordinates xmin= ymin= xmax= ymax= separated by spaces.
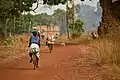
xmin=97 ymin=0 xmax=120 ymax=38
xmin=0 ymin=0 xmax=38 ymax=38
xmin=43 ymin=0 xmax=71 ymax=5
xmin=52 ymin=9 xmax=67 ymax=34
xmin=0 ymin=0 xmax=37 ymax=18
xmin=44 ymin=0 xmax=120 ymax=39
xmin=0 ymin=0 xmax=94 ymax=38
xmin=69 ymin=19 xmax=84 ymax=38
xmin=53 ymin=9 xmax=66 ymax=25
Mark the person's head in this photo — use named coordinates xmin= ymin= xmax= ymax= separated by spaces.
xmin=48 ymin=32 xmax=52 ymax=36
xmin=91 ymin=32 xmax=94 ymax=35
xmin=49 ymin=32 xmax=52 ymax=34
xmin=32 ymin=31 xmax=37 ymax=36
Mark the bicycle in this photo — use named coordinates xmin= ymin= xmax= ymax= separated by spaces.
xmin=46 ymin=37 xmax=55 ymax=53
xmin=30 ymin=48 xmax=39 ymax=70
xmin=32 ymin=52 xmax=38 ymax=70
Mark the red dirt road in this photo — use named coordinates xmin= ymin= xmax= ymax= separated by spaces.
xmin=0 ymin=45 xmax=100 ymax=80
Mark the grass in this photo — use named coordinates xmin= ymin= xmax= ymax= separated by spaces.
xmin=0 ymin=34 xmax=29 ymax=63
xmin=56 ymin=34 xmax=92 ymax=45
xmin=91 ymin=38 xmax=120 ymax=65
xmin=91 ymin=38 xmax=120 ymax=80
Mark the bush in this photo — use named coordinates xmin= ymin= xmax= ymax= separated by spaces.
xmin=69 ymin=20 xmax=84 ymax=38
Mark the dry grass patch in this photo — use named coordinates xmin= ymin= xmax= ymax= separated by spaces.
xmin=91 ymin=39 xmax=120 ymax=65
xmin=0 ymin=34 xmax=29 ymax=63
xmin=57 ymin=34 xmax=91 ymax=45
xmin=91 ymin=38 xmax=120 ymax=80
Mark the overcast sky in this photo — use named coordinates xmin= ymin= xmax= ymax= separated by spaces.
xmin=30 ymin=0 xmax=99 ymax=15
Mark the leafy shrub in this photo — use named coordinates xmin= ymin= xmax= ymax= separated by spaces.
xmin=69 ymin=20 xmax=84 ymax=38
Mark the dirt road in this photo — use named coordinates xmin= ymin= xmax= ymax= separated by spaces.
xmin=0 ymin=45 xmax=101 ymax=80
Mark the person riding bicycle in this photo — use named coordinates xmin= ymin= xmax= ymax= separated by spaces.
xmin=46 ymin=32 xmax=55 ymax=53
xmin=28 ymin=31 xmax=40 ymax=67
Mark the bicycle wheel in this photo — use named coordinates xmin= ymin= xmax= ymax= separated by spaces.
xmin=49 ymin=44 xmax=53 ymax=53
xmin=32 ymin=53 xmax=37 ymax=70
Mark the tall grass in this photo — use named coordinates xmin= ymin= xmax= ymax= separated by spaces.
xmin=91 ymin=38 xmax=120 ymax=80
xmin=91 ymin=38 xmax=120 ymax=65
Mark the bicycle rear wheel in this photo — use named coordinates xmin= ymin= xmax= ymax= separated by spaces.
xmin=32 ymin=53 xmax=37 ymax=70
xmin=49 ymin=44 xmax=53 ymax=53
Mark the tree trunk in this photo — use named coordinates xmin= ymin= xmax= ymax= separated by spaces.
xmin=0 ymin=18 xmax=10 ymax=39
xmin=98 ymin=0 xmax=119 ymax=38
xmin=72 ymin=0 xmax=75 ymax=35
xmin=13 ymin=16 xmax=16 ymax=34
xmin=29 ymin=21 xmax=31 ymax=32
xmin=66 ymin=0 xmax=70 ymax=39
xmin=47 ymin=25 xmax=48 ymax=36
xmin=4 ymin=18 xmax=9 ymax=39
xmin=0 ymin=20 xmax=4 ymax=39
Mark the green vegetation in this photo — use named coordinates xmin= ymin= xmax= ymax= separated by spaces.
xmin=0 ymin=0 xmax=86 ymax=39
xmin=0 ymin=38 xmax=14 ymax=45
xmin=69 ymin=20 xmax=84 ymax=38
xmin=0 ymin=0 xmax=38 ymax=37
xmin=43 ymin=0 xmax=71 ymax=5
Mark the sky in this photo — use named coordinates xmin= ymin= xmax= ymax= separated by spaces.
xmin=30 ymin=0 xmax=100 ymax=15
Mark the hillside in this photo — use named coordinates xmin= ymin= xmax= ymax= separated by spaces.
xmin=76 ymin=3 xmax=102 ymax=32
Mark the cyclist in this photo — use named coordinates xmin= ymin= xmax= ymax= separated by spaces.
xmin=28 ymin=31 xmax=40 ymax=68
xmin=46 ymin=32 xmax=55 ymax=53
xmin=91 ymin=32 xmax=96 ymax=39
